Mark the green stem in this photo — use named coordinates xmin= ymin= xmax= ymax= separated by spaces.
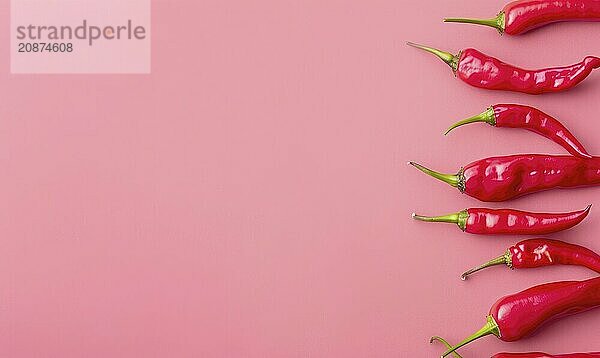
xmin=443 ymin=12 xmax=506 ymax=34
xmin=445 ymin=106 xmax=496 ymax=135
xmin=408 ymin=162 xmax=464 ymax=192
xmin=461 ymin=251 xmax=512 ymax=280
xmin=412 ymin=210 xmax=468 ymax=231
xmin=430 ymin=337 xmax=463 ymax=358
xmin=406 ymin=42 xmax=459 ymax=72
xmin=441 ymin=316 xmax=500 ymax=358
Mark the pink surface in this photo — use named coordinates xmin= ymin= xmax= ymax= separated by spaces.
xmin=1 ymin=0 xmax=600 ymax=357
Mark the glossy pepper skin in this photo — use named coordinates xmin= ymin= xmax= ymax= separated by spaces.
xmin=409 ymin=155 xmax=600 ymax=202
xmin=491 ymin=278 xmax=600 ymax=341
xmin=407 ymin=42 xmax=600 ymax=95
xmin=438 ymin=277 xmax=600 ymax=357
xmin=461 ymin=238 xmax=600 ymax=280
xmin=444 ymin=0 xmax=600 ymax=35
xmin=431 ymin=337 xmax=600 ymax=358
xmin=446 ymin=104 xmax=592 ymax=158
xmin=412 ymin=205 xmax=591 ymax=235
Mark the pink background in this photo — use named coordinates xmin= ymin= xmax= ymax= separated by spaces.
xmin=1 ymin=0 xmax=600 ymax=357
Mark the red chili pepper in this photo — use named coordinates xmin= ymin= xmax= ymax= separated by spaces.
xmin=412 ymin=205 xmax=590 ymax=235
xmin=436 ymin=276 xmax=600 ymax=357
xmin=431 ymin=336 xmax=600 ymax=358
xmin=445 ymin=104 xmax=592 ymax=158
xmin=409 ymin=155 xmax=600 ymax=202
xmin=444 ymin=0 xmax=600 ymax=35
xmin=407 ymin=42 xmax=600 ymax=94
xmin=461 ymin=238 xmax=600 ymax=280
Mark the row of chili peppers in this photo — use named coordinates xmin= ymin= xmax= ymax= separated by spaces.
xmin=411 ymin=108 xmax=600 ymax=355
xmin=407 ymin=1 xmax=600 ymax=357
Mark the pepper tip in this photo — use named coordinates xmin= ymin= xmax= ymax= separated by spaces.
xmin=411 ymin=212 xmax=416 ymax=218
xmin=585 ymin=204 xmax=592 ymax=212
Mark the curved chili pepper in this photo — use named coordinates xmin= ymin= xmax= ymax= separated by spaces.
xmin=432 ymin=337 xmax=600 ymax=358
xmin=444 ymin=0 xmax=600 ymax=35
xmin=413 ymin=205 xmax=590 ymax=235
xmin=409 ymin=155 xmax=600 ymax=202
xmin=461 ymin=238 xmax=600 ymax=280
xmin=407 ymin=42 xmax=600 ymax=95
xmin=445 ymin=104 xmax=592 ymax=158
xmin=437 ymin=276 xmax=600 ymax=357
